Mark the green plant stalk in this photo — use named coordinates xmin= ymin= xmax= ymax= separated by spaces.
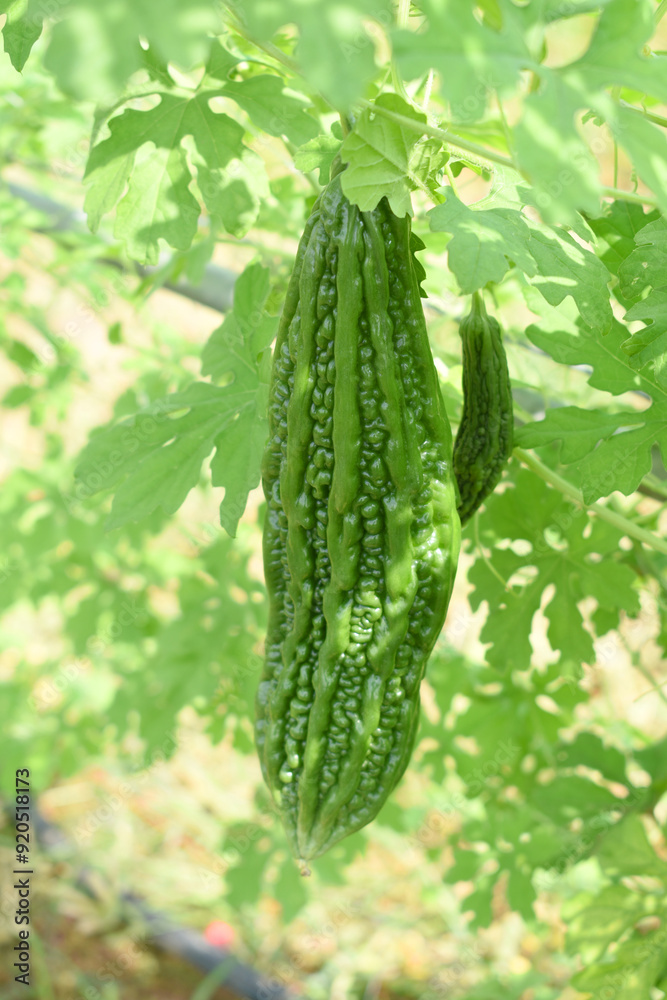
xmin=359 ymin=101 xmax=660 ymax=206
xmin=358 ymin=99 xmax=516 ymax=170
xmin=599 ymin=184 xmax=657 ymax=206
xmin=632 ymin=659 xmax=667 ymax=707
xmin=638 ymin=472 xmax=667 ymax=503
xmin=515 ymin=447 xmax=667 ymax=557
xmin=620 ymin=99 xmax=667 ymax=129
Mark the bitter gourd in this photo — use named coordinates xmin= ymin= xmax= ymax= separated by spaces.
xmin=453 ymin=293 xmax=513 ymax=524
xmin=257 ymin=164 xmax=461 ymax=861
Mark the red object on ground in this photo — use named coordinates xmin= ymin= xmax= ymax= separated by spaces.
xmin=204 ymin=920 xmax=235 ymax=949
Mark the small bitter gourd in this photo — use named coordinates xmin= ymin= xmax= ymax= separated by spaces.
xmin=453 ymin=293 xmax=513 ymax=524
xmin=257 ymin=164 xmax=461 ymax=861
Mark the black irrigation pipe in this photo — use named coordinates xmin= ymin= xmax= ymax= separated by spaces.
xmin=6 ymin=181 xmax=238 ymax=315
xmin=30 ymin=804 xmax=305 ymax=1000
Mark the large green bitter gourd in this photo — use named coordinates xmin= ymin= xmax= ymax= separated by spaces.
xmin=257 ymin=164 xmax=461 ymax=861
xmin=453 ymin=292 xmax=513 ymax=524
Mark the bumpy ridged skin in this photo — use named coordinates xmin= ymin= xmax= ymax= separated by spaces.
xmin=256 ymin=167 xmax=461 ymax=861
xmin=453 ymin=293 xmax=513 ymax=525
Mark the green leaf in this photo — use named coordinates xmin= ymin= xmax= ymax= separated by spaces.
xmin=202 ymin=39 xmax=238 ymax=84
xmin=526 ymin=318 xmax=638 ymax=396
xmin=428 ymin=196 xmax=612 ymax=330
xmin=523 ymin=217 xmax=612 ymax=332
xmin=211 ymin=408 xmax=268 ymax=538
xmin=428 ymin=194 xmax=535 ymax=292
xmin=623 ymin=290 xmax=667 ymax=386
xmin=294 ymin=134 xmax=342 ymax=184
xmin=84 ymin=153 xmax=136 ymax=235
xmin=635 ymin=736 xmax=667 ymax=785
xmin=340 ymin=94 xmax=428 ymax=216
xmin=516 ymin=406 xmax=641 ymax=464
xmin=531 ymin=775 xmax=621 ymax=823
xmin=517 ymin=318 xmax=667 ymax=501
xmin=114 ymin=145 xmax=201 ymax=264
xmin=573 ymin=0 xmax=667 ymax=103
xmin=201 ymin=262 xmax=277 ymax=381
xmin=468 ymin=468 xmax=640 ymax=670
xmin=74 ymin=383 xmax=242 ymax=530
xmin=557 ymin=732 xmax=628 ymax=784
xmin=108 ymin=322 xmax=123 ymax=345
xmin=464 ymin=885 xmax=494 ymax=928
xmin=586 ymin=199 xmax=660 ymax=278
xmin=220 ymin=75 xmax=319 ymax=146
xmin=6 ymin=339 xmax=39 ymax=371
xmin=3 ymin=384 xmax=34 ymax=408
xmin=84 ymin=86 xmax=260 ymax=261
xmin=513 ymin=71 xmax=602 ymax=222
xmin=597 ymin=815 xmax=667 ymax=880
xmin=273 ymin=853 xmax=309 ymax=923
xmin=565 ymin=884 xmax=650 ymax=963
xmin=73 ymin=265 xmax=273 ymax=538
xmin=224 ymin=827 xmax=271 ymax=910
xmin=42 ymin=0 xmax=222 ymax=101
xmin=393 ymin=0 xmax=529 ymax=122
xmin=240 ymin=0 xmax=394 ymax=110
xmin=202 ymin=261 xmax=277 ymax=534
xmin=618 ymin=218 xmax=667 ymax=299
xmin=0 ymin=0 xmax=43 ymax=71
xmin=107 ymin=529 xmax=267 ymax=751
xmin=446 ymin=848 xmax=484 ymax=883
xmin=507 ymin=868 xmax=536 ymax=921
xmin=571 ymin=926 xmax=667 ymax=1000
xmin=611 ymin=109 xmax=667 ymax=219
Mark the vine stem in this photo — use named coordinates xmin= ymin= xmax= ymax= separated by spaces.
xmin=640 ymin=473 xmax=667 ymax=503
xmin=444 ymin=163 xmax=460 ymax=198
xmin=396 ymin=0 xmax=411 ymax=29
xmin=632 ymin=660 xmax=667 ymax=706
xmin=620 ymin=99 xmax=667 ymax=129
xmin=357 ymin=99 xmax=516 ymax=169
xmin=222 ymin=7 xmax=337 ymax=112
xmin=600 ymin=184 xmax=657 ymax=206
xmin=358 ymin=101 xmax=661 ymax=206
xmin=473 ymin=512 xmax=511 ymax=590
xmin=656 ymin=0 xmax=667 ymax=23
xmin=496 ymin=93 xmax=514 ymax=158
xmin=515 ymin=447 xmax=667 ymax=557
